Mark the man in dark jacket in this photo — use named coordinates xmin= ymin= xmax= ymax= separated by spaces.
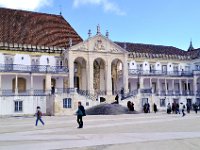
xmin=76 ymin=101 xmax=86 ymax=128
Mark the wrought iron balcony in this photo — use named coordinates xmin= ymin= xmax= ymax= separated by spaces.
xmin=129 ymin=69 xmax=193 ymax=77
xmin=0 ymin=64 xmax=68 ymax=74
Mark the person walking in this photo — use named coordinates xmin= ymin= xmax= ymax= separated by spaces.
xmin=167 ymin=103 xmax=171 ymax=114
xmin=76 ymin=101 xmax=86 ymax=128
xmin=153 ymin=103 xmax=157 ymax=113
xmin=115 ymin=94 xmax=119 ymax=104
xmin=35 ymin=106 xmax=45 ymax=126
xmin=194 ymin=102 xmax=198 ymax=114
xmin=186 ymin=102 xmax=191 ymax=114
xmin=181 ymin=104 xmax=186 ymax=117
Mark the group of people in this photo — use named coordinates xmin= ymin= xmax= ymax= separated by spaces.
xmin=167 ymin=102 xmax=199 ymax=117
xmin=143 ymin=103 xmax=151 ymax=113
xmin=35 ymin=101 xmax=86 ymax=129
xmin=127 ymin=101 xmax=134 ymax=111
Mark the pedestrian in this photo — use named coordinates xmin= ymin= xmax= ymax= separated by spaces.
xmin=167 ymin=103 xmax=171 ymax=114
xmin=182 ymin=104 xmax=186 ymax=117
xmin=153 ymin=103 xmax=157 ymax=113
xmin=76 ymin=101 xmax=86 ymax=128
xmin=147 ymin=102 xmax=150 ymax=113
xmin=176 ymin=103 xmax=180 ymax=114
xmin=194 ymin=103 xmax=198 ymax=114
xmin=186 ymin=102 xmax=191 ymax=114
xmin=35 ymin=106 xmax=45 ymax=126
xmin=115 ymin=94 xmax=119 ymax=104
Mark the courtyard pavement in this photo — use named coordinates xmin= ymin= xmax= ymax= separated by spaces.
xmin=0 ymin=112 xmax=200 ymax=150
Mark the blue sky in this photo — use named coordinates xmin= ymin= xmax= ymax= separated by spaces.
xmin=0 ymin=0 xmax=200 ymax=50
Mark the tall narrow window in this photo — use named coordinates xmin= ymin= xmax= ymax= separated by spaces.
xmin=14 ymin=101 xmax=23 ymax=112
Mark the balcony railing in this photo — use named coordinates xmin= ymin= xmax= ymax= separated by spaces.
xmin=0 ymin=64 xmax=68 ymax=74
xmin=129 ymin=69 xmax=193 ymax=77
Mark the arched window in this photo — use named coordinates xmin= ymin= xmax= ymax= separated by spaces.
xmin=12 ymin=78 xmax=26 ymax=93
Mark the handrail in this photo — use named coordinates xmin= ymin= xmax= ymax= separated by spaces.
xmin=0 ymin=64 xmax=68 ymax=74
xmin=128 ymin=69 xmax=193 ymax=77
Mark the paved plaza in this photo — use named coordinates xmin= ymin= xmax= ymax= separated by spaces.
xmin=0 ymin=112 xmax=200 ymax=150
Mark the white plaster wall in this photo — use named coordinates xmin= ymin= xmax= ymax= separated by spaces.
xmin=167 ymin=63 xmax=173 ymax=72
xmin=13 ymin=54 xmax=31 ymax=65
xmin=129 ymin=61 xmax=137 ymax=70
xmin=143 ymin=61 xmax=149 ymax=71
xmin=129 ymin=79 xmax=138 ymax=91
xmin=0 ymin=53 xmax=4 ymax=64
xmin=0 ymin=96 xmax=46 ymax=115
xmin=33 ymin=77 xmax=45 ymax=90
xmin=155 ymin=62 xmax=161 ymax=70
xmin=143 ymin=79 xmax=150 ymax=89
xmin=40 ymin=55 xmax=56 ymax=66
xmin=55 ymin=77 xmax=64 ymax=89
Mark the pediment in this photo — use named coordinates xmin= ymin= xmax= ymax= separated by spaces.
xmin=68 ymin=34 xmax=127 ymax=54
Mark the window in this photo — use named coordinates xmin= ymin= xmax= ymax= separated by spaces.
xmin=14 ymin=101 xmax=23 ymax=112
xmin=63 ymin=98 xmax=72 ymax=108
xmin=160 ymin=99 xmax=166 ymax=107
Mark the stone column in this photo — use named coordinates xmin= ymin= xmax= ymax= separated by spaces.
xmin=87 ymin=58 xmax=94 ymax=94
xmin=165 ymin=79 xmax=168 ymax=95
xmin=123 ymin=60 xmax=129 ymax=94
xmin=157 ymin=78 xmax=160 ymax=95
xmin=186 ymin=79 xmax=189 ymax=95
xmin=106 ymin=59 xmax=112 ymax=95
xmin=172 ymin=79 xmax=175 ymax=95
xmin=179 ymin=79 xmax=182 ymax=95
xmin=15 ymin=74 xmax=18 ymax=95
xmin=45 ymin=74 xmax=51 ymax=94
xmin=30 ymin=74 xmax=34 ymax=95
xmin=68 ymin=57 xmax=74 ymax=89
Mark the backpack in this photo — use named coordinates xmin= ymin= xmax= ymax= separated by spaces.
xmin=80 ymin=106 xmax=86 ymax=116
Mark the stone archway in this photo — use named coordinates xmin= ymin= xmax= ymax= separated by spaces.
xmin=111 ymin=59 xmax=123 ymax=95
xmin=74 ymin=57 xmax=87 ymax=91
xmin=93 ymin=58 xmax=106 ymax=94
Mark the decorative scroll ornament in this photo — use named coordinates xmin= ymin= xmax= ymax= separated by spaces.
xmin=94 ymin=39 xmax=105 ymax=51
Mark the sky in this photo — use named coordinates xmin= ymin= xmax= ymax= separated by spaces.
xmin=0 ymin=0 xmax=200 ymax=50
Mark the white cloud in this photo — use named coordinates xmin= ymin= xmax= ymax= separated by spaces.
xmin=0 ymin=0 xmax=52 ymax=11
xmin=73 ymin=0 xmax=126 ymax=16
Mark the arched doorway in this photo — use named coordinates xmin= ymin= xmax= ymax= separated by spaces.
xmin=111 ymin=59 xmax=123 ymax=95
xmin=93 ymin=58 xmax=106 ymax=94
xmin=74 ymin=57 xmax=87 ymax=91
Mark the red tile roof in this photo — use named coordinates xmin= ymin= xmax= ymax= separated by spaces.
xmin=115 ymin=42 xmax=187 ymax=56
xmin=0 ymin=7 xmax=82 ymax=49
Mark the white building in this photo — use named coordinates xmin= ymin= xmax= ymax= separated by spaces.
xmin=0 ymin=8 xmax=200 ymax=116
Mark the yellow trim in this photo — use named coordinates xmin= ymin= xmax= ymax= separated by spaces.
xmin=0 ymin=49 xmax=62 ymax=56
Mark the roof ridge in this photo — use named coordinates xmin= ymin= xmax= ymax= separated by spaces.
xmin=115 ymin=41 xmax=183 ymax=50
xmin=0 ymin=7 xmax=61 ymax=18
